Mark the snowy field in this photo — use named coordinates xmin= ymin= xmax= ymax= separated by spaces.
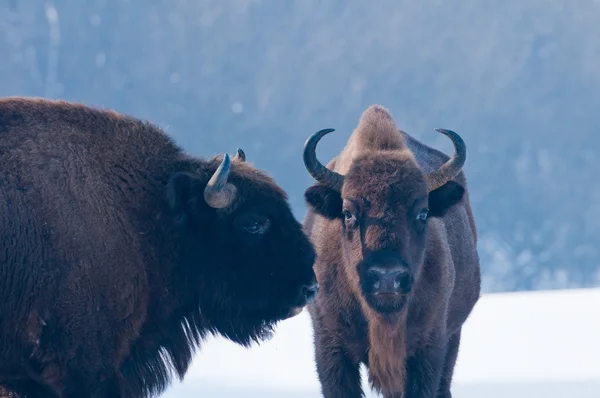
xmin=163 ymin=288 xmax=600 ymax=397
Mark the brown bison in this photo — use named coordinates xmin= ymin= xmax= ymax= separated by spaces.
xmin=0 ymin=97 xmax=318 ymax=398
xmin=302 ymin=105 xmax=481 ymax=398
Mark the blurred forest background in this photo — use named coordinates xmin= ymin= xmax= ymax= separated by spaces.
xmin=1 ymin=0 xmax=598 ymax=293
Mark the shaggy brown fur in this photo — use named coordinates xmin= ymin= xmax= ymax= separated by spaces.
xmin=0 ymin=97 xmax=318 ymax=398
xmin=302 ymin=105 xmax=481 ymax=398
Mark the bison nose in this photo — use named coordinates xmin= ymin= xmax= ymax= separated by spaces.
xmin=300 ymin=282 xmax=319 ymax=305
xmin=367 ymin=266 xmax=412 ymax=295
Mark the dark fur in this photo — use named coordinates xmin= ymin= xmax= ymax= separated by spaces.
xmin=0 ymin=97 xmax=317 ymax=398
xmin=0 ymin=387 xmax=17 ymax=398
xmin=303 ymin=105 xmax=480 ymax=398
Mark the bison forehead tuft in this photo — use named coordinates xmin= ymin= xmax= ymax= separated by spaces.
xmin=359 ymin=104 xmax=394 ymax=123
xmin=342 ymin=151 xmax=427 ymax=203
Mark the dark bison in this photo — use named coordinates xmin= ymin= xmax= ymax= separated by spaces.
xmin=0 ymin=387 xmax=17 ymax=398
xmin=0 ymin=97 xmax=318 ymax=398
xmin=302 ymin=105 xmax=481 ymax=398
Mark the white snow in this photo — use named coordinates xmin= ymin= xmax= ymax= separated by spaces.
xmin=162 ymin=287 xmax=600 ymax=397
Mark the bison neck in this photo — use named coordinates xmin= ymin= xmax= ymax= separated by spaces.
xmin=365 ymin=305 xmax=407 ymax=397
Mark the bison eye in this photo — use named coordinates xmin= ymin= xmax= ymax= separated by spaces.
xmin=342 ymin=209 xmax=358 ymax=230
xmin=244 ymin=218 xmax=271 ymax=235
xmin=416 ymin=209 xmax=429 ymax=222
xmin=233 ymin=212 xmax=272 ymax=237
xmin=342 ymin=210 xmax=354 ymax=221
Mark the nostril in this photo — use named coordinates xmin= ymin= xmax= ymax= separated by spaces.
xmin=395 ymin=270 xmax=412 ymax=292
xmin=301 ymin=282 xmax=319 ymax=304
xmin=367 ymin=266 xmax=409 ymax=294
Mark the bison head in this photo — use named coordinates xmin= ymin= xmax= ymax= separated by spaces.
xmin=167 ymin=148 xmax=318 ymax=345
xmin=302 ymin=118 xmax=466 ymax=315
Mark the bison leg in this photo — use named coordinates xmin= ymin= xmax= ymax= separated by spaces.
xmin=435 ymin=330 xmax=461 ymax=398
xmin=403 ymin=341 xmax=446 ymax=398
xmin=30 ymin=308 xmax=126 ymax=398
xmin=313 ymin=335 xmax=364 ymax=398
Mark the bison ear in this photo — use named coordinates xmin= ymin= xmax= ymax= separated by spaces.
xmin=428 ymin=180 xmax=465 ymax=218
xmin=304 ymin=184 xmax=343 ymax=220
xmin=167 ymin=172 xmax=207 ymax=225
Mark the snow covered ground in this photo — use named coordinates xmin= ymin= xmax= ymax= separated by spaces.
xmin=162 ymin=288 xmax=600 ymax=397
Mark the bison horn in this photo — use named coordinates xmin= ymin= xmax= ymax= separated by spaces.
xmin=232 ymin=148 xmax=246 ymax=162
xmin=425 ymin=128 xmax=467 ymax=191
xmin=303 ymin=128 xmax=345 ymax=192
xmin=204 ymin=153 xmax=238 ymax=209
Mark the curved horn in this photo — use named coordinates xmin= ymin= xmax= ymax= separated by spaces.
xmin=425 ymin=128 xmax=467 ymax=191
xmin=303 ymin=128 xmax=344 ymax=192
xmin=204 ymin=153 xmax=238 ymax=209
xmin=232 ymin=148 xmax=246 ymax=162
